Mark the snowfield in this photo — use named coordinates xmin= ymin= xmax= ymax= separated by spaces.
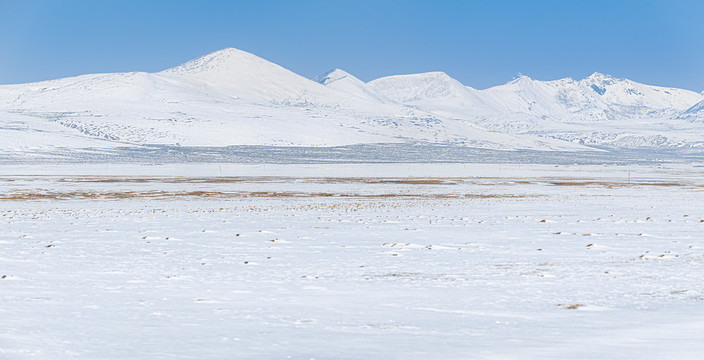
xmin=2 ymin=47 xmax=704 ymax=359
xmin=1 ymin=163 xmax=703 ymax=359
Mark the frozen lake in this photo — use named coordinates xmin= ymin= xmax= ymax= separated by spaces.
xmin=1 ymin=163 xmax=703 ymax=359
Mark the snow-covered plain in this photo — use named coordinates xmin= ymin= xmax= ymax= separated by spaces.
xmin=2 ymin=163 xmax=703 ymax=359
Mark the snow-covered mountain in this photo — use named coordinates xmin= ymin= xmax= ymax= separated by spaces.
xmin=369 ymin=71 xmax=704 ymax=148
xmin=1 ymin=47 xmax=702 ymax=158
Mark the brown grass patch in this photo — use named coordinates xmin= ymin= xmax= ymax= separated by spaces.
xmin=55 ymin=176 xmax=461 ymax=185
xmin=557 ymin=303 xmax=584 ymax=310
xmin=548 ymin=181 xmax=682 ymax=187
xmin=46 ymin=176 xmax=699 ymax=188
xmin=0 ymin=190 xmax=532 ymax=201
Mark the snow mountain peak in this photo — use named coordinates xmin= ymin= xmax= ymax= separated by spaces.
xmin=586 ymin=72 xmax=613 ymax=80
xmin=313 ymin=68 xmax=356 ymax=86
xmin=680 ymin=99 xmax=704 ymax=122
xmin=162 ymin=47 xmax=267 ymax=75
xmin=510 ymin=74 xmax=533 ymax=83
xmin=368 ymin=71 xmax=472 ymax=102
xmin=314 ymin=68 xmax=391 ymax=103
xmin=411 ymin=71 xmax=456 ymax=82
xmin=583 ymin=72 xmax=619 ymax=85
xmin=159 ymin=47 xmax=332 ymax=103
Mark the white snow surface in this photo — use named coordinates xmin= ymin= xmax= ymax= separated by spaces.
xmin=1 ymin=163 xmax=704 ymax=359
xmin=1 ymin=47 xmax=703 ymax=156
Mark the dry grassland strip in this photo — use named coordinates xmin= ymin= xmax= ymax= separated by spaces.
xmin=0 ymin=190 xmax=531 ymax=201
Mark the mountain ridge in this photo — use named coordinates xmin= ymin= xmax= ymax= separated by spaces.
xmin=1 ymin=47 xmax=703 ymax=157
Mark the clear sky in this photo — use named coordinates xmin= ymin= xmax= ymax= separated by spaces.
xmin=1 ymin=0 xmax=702 ymax=91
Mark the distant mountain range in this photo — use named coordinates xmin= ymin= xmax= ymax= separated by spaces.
xmin=1 ymin=47 xmax=703 ymax=158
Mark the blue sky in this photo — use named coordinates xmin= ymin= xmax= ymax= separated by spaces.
xmin=1 ymin=0 xmax=702 ymax=91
